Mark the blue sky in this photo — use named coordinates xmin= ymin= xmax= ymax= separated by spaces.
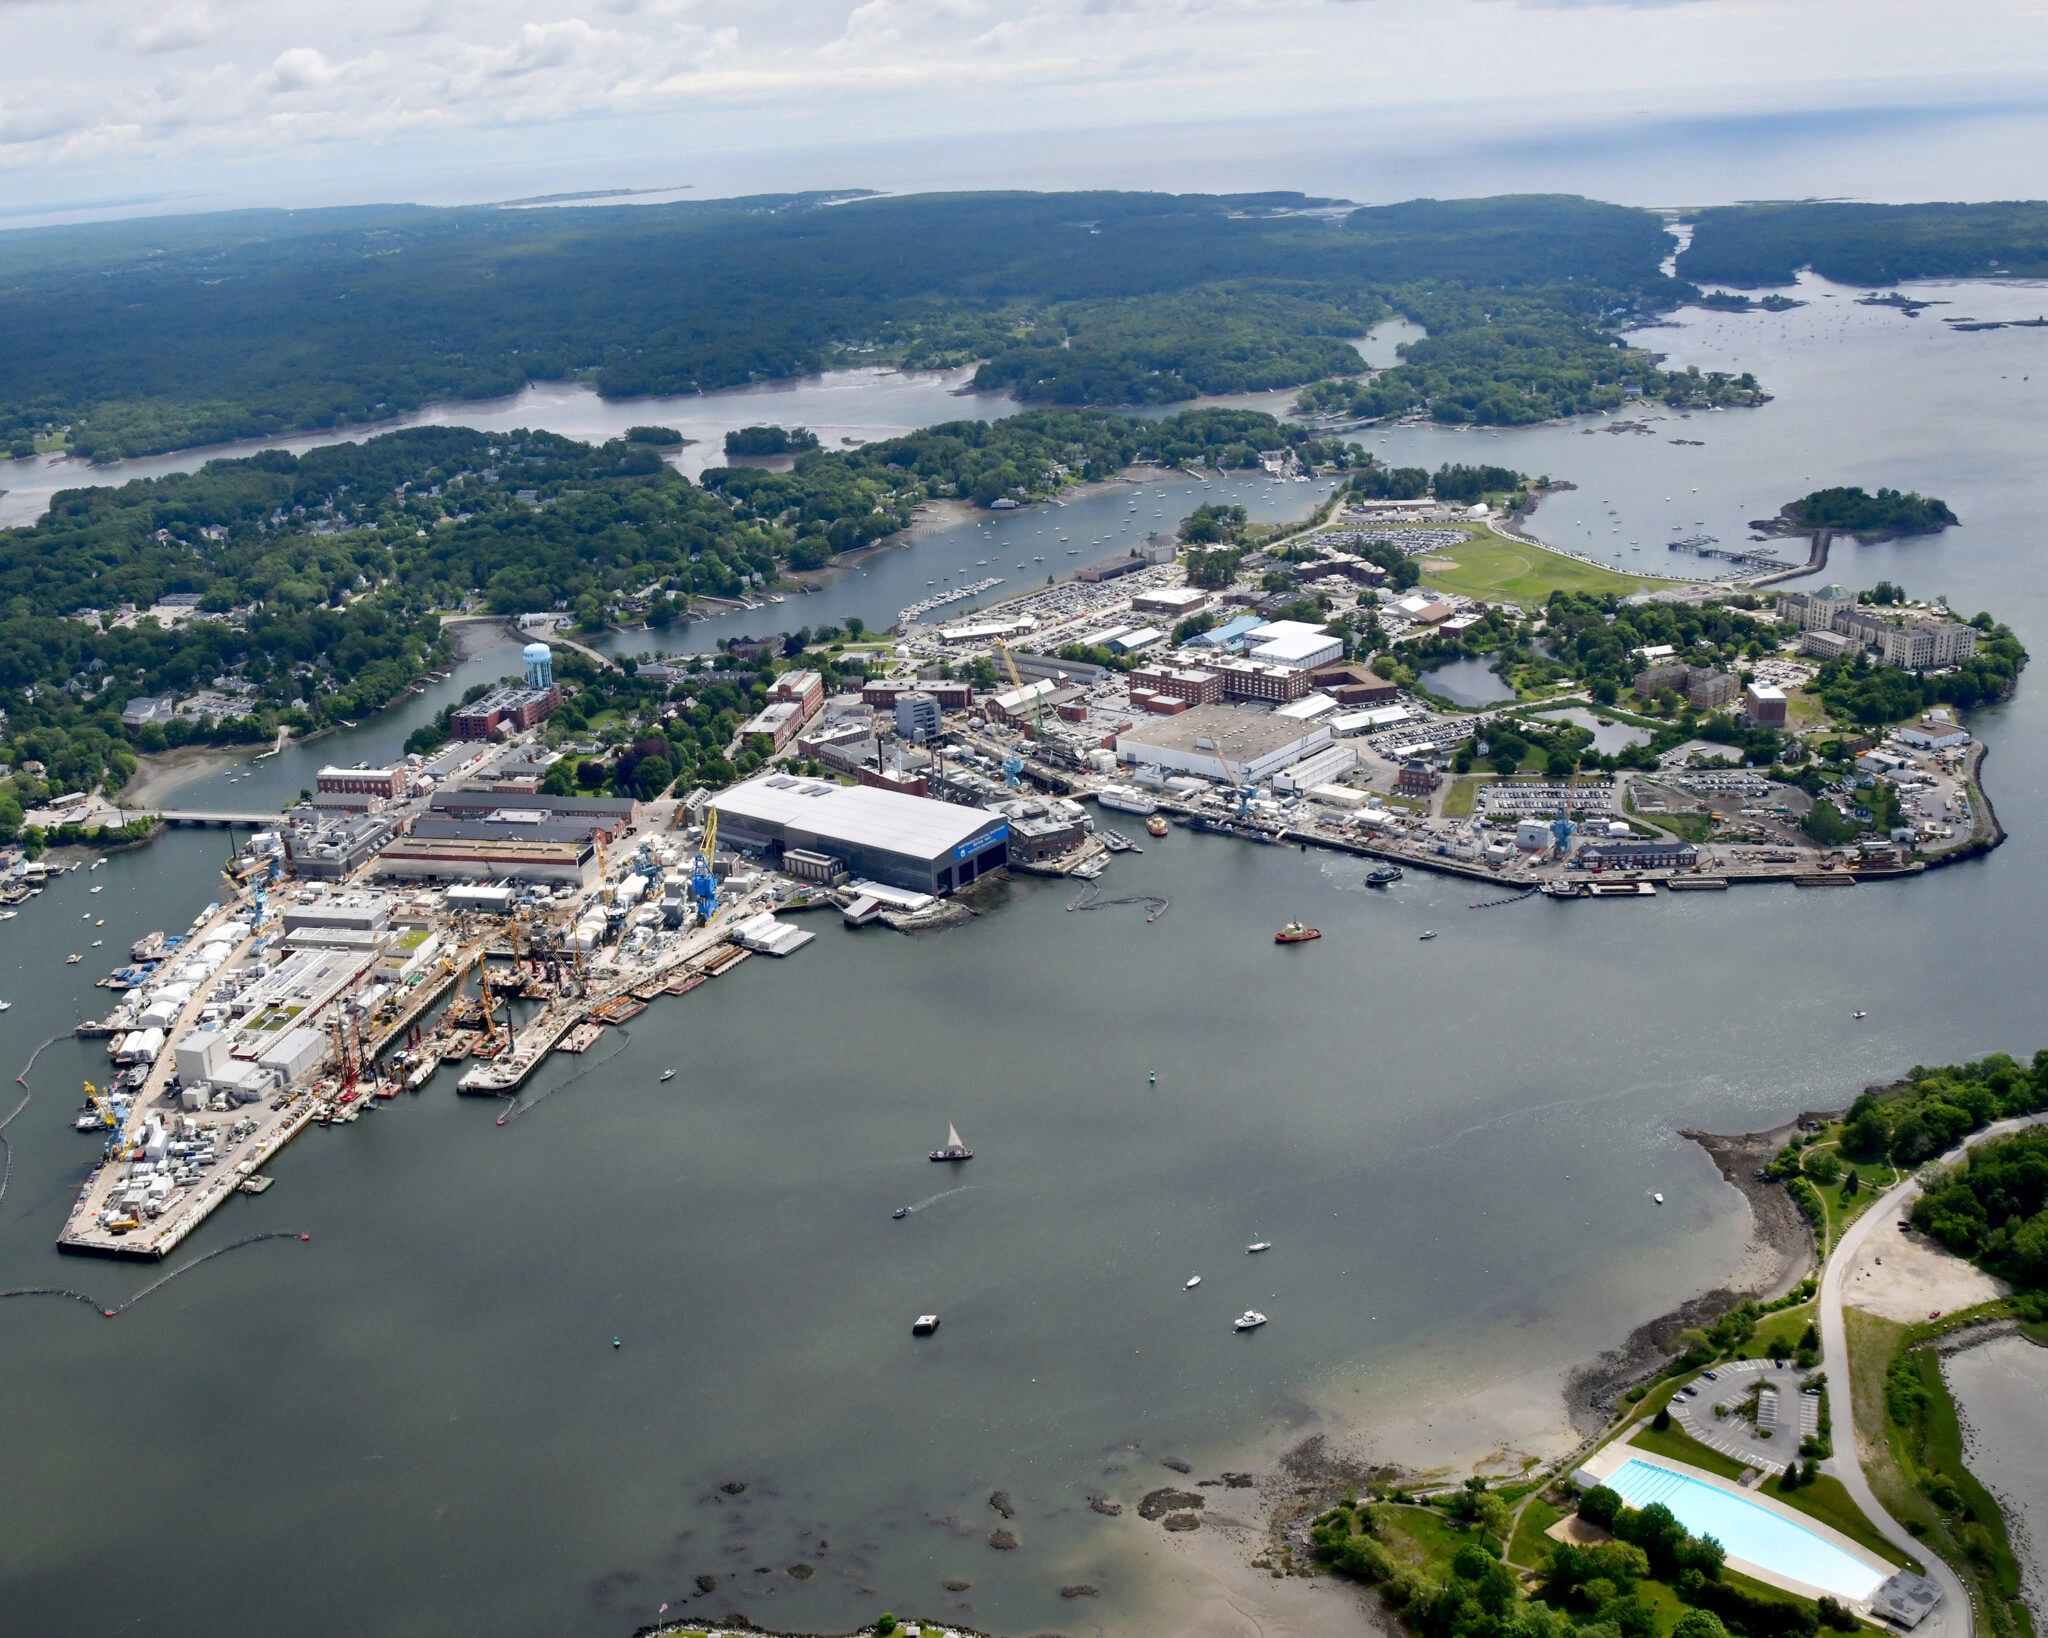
xmin=4 ymin=0 xmax=2045 ymax=222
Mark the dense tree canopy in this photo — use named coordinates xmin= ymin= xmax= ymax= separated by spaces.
xmin=1679 ymin=202 xmax=2048 ymax=288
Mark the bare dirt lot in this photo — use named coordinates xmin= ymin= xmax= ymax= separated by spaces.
xmin=1842 ymin=1217 xmax=2007 ymax=1323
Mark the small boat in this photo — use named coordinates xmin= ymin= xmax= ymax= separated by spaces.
xmin=893 ymin=1206 xmax=910 ymax=1220
xmin=0 ymin=1000 xmax=9 ymax=1011
xmin=1852 ymin=1010 xmax=1867 ymax=1020
xmin=659 ymin=1068 xmax=675 ymax=1082
xmin=66 ymin=953 xmax=81 ymax=964
xmin=1653 ymin=1192 xmax=1665 ymax=1204
xmin=1275 ymin=921 xmax=1321 ymax=945
xmin=930 ymin=1122 xmax=973 ymax=1162
xmin=1366 ymin=866 xmax=1401 ymax=886
xmin=1246 ymin=1241 xmax=1272 ymax=1254
xmin=1418 ymin=930 xmax=1437 ymax=941
xmin=912 ymin=1313 xmax=941 ymax=1336
xmin=90 ymin=940 xmax=102 ymax=947
xmin=74 ymin=1111 xmax=101 ymax=1131
xmin=1146 ymin=815 xmax=1170 ymax=838
xmin=1234 ymin=1311 xmax=1268 ymax=1331
xmin=90 ymin=885 xmax=103 ymax=894
xmin=1185 ymin=1275 xmax=1201 ymax=1289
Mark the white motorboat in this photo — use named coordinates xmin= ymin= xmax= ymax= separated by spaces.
xmin=1185 ymin=1275 xmax=1201 ymax=1289
xmin=1419 ymin=930 xmax=1437 ymax=940
xmin=0 ymin=999 xmax=10 ymax=1011
xmin=1235 ymin=1311 xmax=1268 ymax=1331
xmin=1653 ymin=1192 xmax=1665 ymax=1204
xmin=659 ymin=1069 xmax=675 ymax=1082
xmin=1246 ymin=1241 xmax=1272 ymax=1254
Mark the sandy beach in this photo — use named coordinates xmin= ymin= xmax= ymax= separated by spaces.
xmin=117 ymin=743 xmax=260 ymax=810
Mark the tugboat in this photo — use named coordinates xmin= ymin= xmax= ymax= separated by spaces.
xmin=1234 ymin=1311 xmax=1268 ymax=1332
xmin=1365 ymin=866 xmax=1402 ymax=886
xmin=1274 ymin=920 xmax=1321 ymax=945
xmin=1146 ymin=815 xmax=1170 ymax=838
xmin=929 ymin=1123 xmax=973 ymax=1162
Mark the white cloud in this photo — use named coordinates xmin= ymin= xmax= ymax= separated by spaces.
xmin=132 ymin=4 xmax=227 ymax=51
xmin=0 ymin=0 xmax=2040 ymax=198
xmin=264 ymin=46 xmax=348 ymax=93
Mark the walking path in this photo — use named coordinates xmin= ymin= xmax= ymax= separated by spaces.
xmin=1818 ymin=1113 xmax=2048 ymax=1638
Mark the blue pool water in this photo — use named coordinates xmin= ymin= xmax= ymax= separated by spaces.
xmin=1602 ymin=1459 xmax=1889 ymax=1601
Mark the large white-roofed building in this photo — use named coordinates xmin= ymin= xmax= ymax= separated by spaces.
xmin=1116 ymin=704 xmax=1332 ymax=784
xmin=710 ymin=776 xmax=1011 ymax=895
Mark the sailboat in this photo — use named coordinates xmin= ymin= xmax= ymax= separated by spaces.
xmin=929 ymin=1122 xmax=973 ymax=1162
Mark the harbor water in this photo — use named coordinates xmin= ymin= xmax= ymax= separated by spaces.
xmin=1 ymin=279 xmax=2046 ymax=1637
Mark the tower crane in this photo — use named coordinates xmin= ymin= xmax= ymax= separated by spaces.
xmin=690 ymin=807 xmax=721 ymax=924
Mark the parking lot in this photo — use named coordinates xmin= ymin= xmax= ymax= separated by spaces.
xmin=1667 ymin=1358 xmax=1821 ymax=1476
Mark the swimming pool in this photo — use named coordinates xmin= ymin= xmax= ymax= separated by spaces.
xmin=1602 ymin=1459 xmax=1889 ymax=1602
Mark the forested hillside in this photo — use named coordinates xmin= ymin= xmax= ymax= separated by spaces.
xmin=0 ymin=191 xmax=1707 ymax=458
xmin=1678 ymin=201 xmax=2048 ymax=287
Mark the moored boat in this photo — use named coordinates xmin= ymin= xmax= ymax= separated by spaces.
xmin=1274 ymin=920 xmax=1321 ymax=944
xmin=1095 ymin=784 xmax=1159 ymax=817
xmin=1146 ymin=815 xmax=1170 ymax=837
xmin=1234 ymin=1310 xmax=1268 ymax=1331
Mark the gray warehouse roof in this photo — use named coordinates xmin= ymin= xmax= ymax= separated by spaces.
xmin=1118 ymin=704 xmax=1327 ymax=765
xmin=712 ymin=775 xmax=1003 ymax=858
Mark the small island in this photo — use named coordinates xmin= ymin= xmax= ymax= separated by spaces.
xmin=1695 ymin=291 xmax=1807 ymax=313
xmin=723 ymin=423 xmax=822 ymax=456
xmin=1755 ymin=487 xmax=1958 ymax=544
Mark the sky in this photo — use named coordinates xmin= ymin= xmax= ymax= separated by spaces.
xmin=4 ymin=0 xmax=2047 ymax=224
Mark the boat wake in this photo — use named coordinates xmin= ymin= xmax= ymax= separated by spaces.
xmin=900 ymin=1184 xmax=975 ymax=1215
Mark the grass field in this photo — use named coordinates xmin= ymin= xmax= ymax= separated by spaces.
xmin=1443 ymin=776 xmax=1479 ymax=817
xmin=1417 ymin=530 xmax=1676 ymax=605
xmin=1507 ymin=1494 xmax=1563 ymax=1569
xmin=1628 ymin=1420 xmax=1755 ymax=1483
xmin=1763 ymin=1472 xmax=1909 ymax=1566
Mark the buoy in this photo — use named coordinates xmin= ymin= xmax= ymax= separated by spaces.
xmin=299 ymin=1234 xmax=311 ymax=1241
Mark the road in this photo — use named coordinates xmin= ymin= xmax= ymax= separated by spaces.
xmin=1818 ymin=1112 xmax=2047 ymax=1638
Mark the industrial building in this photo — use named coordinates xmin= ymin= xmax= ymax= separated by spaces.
xmin=451 ymin=649 xmax=562 ymax=740
xmin=1116 ymin=704 xmax=1332 ymax=784
xmin=1575 ymin=839 xmax=1701 ymax=871
xmin=282 ymin=809 xmax=401 ymax=879
xmin=710 ymin=775 xmax=1010 ymax=895
xmin=425 ymin=790 xmax=639 ymax=832
xmin=315 ymin=764 xmax=409 ymax=801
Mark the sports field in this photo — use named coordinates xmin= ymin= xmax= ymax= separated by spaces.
xmin=1417 ymin=530 xmax=1677 ymax=605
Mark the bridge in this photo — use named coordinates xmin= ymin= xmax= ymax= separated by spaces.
xmin=130 ymin=809 xmax=286 ymax=829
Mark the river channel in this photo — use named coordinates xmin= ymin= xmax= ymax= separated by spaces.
xmin=2 ymin=282 xmax=2047 ymax=1638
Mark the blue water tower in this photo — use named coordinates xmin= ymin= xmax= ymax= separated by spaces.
xmin=523 ymin=642 xmax=554 ymax=691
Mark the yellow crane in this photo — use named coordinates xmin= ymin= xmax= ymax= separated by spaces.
xmin=991 ymin=635 xmax=1049 ymax=743
xmin=81 ymin=1080 xmax=117 ymax=1129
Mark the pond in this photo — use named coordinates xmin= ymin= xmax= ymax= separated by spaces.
xmin=1539 ymin=705 xmax=1655 ymax=755
xmin=1419 ymin=654 xmax=1517 ymax=706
